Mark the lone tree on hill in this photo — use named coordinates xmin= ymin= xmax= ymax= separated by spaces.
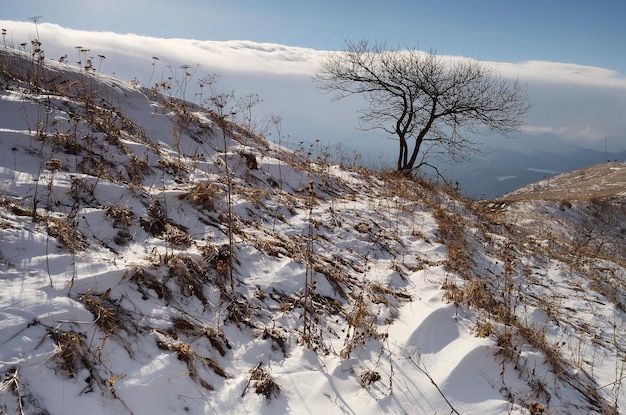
xmin=315 ymin=40 xmax=531 ymax=175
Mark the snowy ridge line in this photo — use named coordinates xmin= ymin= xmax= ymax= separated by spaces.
xmin=1 ymin=44 xmax=626 ymax=414
xmin=502 ymin=161 xmax=626 ymax=202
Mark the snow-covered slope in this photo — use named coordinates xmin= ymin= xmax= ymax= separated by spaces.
xmin=1 ymin=44 xmax=625 ymax=415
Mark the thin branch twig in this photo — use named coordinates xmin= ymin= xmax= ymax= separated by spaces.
xmin=406 ymin=352 xmax=461 ymax=415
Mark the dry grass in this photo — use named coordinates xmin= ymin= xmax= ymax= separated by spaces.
xmin=235 ymin=185 xmax=270 ymax=210
xmin=366 ymin=281 xmax=411 ymax=305
xmin=46 ymin=216 xmax=87 ymax=253
xmin=262 ymin=327 xmax=288 ymax=355
xmin=179 ymin=182 xmax=219 ymax=211
xmin=341 ymin=291 xmax=377 ymax=359
xmin=105 ymin=205 xmax=135 ymax=245
xmin=0 ymin=368 xmax=24 ymax=415
xmin=155 ymin=331 xmax=228 ymax=391
xmin=42 ymin=324 xmax=128 ymax=404
xmin=360 ymin=370 xmax=381 ymax=387
xmin=126 ymin=154 xmax=152 ymax=185
xmin=251 ymin=237 xmax=289 ymax=257
xmin=163 ymin=223 xmax=193 ymax=248
xmin=47 ymin=329 xmax=88 ymax=378
xmin=529 ymin=400 xmax=546 ymax=414
xmin=79 ymin=289 xmax=137 ymax=354
xmin=432 ymin=205 xmax=472 ymax=279
xmin=166 ymin=255 xmax=209 ymax=306
xmin=501 ymin=161 xmax=626 ymax=202
xmin=105 ymin=205 xmax=135 ymax=228
xmin=139 ymin=203 xmax=193 ymax=247
xmin=127 ymin=265 xmax=173 ymax=302
xmin=425 ymin=185 xmax=618 ymax=411
xmin=169 ymin=317 xmax=231 ymax=357
xmin=2 ymin=42 xmax=624 ymax=414
xmin=139 ymin=202 xmax=169 ymax=236
xmin=246 ymin=364 xmax=281 ymax=400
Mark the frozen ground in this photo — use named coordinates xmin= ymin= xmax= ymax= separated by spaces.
xmin=1 ymin=43 xmax=625 ymax=414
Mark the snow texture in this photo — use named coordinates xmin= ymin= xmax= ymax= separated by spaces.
xmin=1 ymin=41 xmax=625 ymax=415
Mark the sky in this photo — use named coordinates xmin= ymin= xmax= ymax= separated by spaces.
xmin=4 ymin=0 xmax=626 ymax=75
xmin=1 ymin=1 xmax=626 ymax=165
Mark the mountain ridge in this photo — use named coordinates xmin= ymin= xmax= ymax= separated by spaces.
xmin=500 ymin=161 xmax=626 ymax=202
xmin=451 ymin=145 xmax=626 ymax=199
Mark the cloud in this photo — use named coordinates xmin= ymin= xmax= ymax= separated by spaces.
xmin=1 ymin=20 xmax=625 ymax=153
xmin=1 ymin=21 xmax=322 ymax=76
xmin=492 ymin=60 xmax=626 ymax=89
xmin=521 ymin=124 xmax=607 ymax=141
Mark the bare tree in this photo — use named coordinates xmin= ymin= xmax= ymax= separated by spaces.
xmin=315 ymin=40 xmax=531 ymax=174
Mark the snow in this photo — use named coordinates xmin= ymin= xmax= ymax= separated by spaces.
xmin=527 ymin=168 xmax=561 ymax=175
xmin=1 ymin=38 xmax=626 ymax=415
xmin=498 ymin=175 xmax=517 ymax=181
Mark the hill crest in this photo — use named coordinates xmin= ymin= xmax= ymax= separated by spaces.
xmin=501 ymin=161 xmax=626 ymax=202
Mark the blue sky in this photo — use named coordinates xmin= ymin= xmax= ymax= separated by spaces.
xmin=1 ymin=3 xmax=625 ymax=160
xmin=4 ymin=0 xmax=626 ymax=74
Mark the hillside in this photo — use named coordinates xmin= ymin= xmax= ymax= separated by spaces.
xmin=449 ymin=147 xmax=626 ymax=200
xmin=1 ymin=44 xmax=625 ymax=415
xmin=501 ymin=161 xmax=626 ymax=202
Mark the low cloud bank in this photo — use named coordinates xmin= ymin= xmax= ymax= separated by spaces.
xmin=2 ymin=20 xmax=624 ymax=153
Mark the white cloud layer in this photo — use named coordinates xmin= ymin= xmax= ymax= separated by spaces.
xmin=1 ymin=20 xmax=625 ymax=154
xmin=521 ymin=124 xmax=608 ymax=142
xmin=493 ymin=60 xmax=626 ymax=89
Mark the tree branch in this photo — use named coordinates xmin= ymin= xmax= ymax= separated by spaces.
xmin=314 ymin=39 xmax=530 ymax=173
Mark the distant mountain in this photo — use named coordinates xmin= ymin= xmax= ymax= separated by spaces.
xmin=449 ymin=145 xmax=626 ymax=199
xmin=500 ymin=160 xmax=626 ymax=202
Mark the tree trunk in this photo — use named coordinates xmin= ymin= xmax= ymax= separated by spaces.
xmin=397 ymin=136 xmax=408 ymax=170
